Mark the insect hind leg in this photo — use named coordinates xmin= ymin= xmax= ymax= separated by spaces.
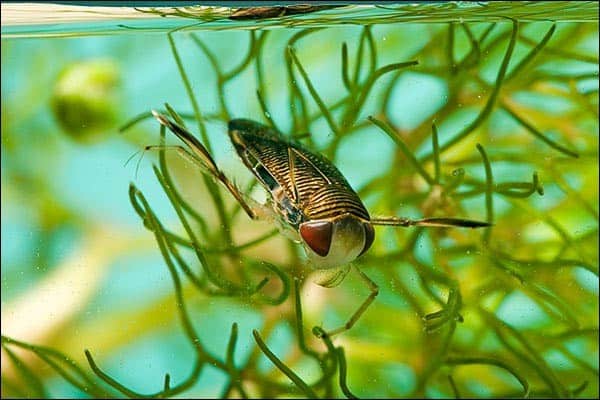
xmin=151 ymin=111 xmax=263 ymax=221
xmin=370 ymin=216 xmax=490 ymax=228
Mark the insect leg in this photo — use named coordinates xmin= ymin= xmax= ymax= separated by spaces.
xmin=151 ymin=111 xmax=262 ymax=221
xmin=370 ymin=216 xmax=491 ymax=228
xmin=315 ymin=265 xmax=379 ymax=338
xmin=144 ymin=144 xmax=204 ymax=166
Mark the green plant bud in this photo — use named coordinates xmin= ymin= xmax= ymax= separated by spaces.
xmin=51 ymin=59 xmax=120 ymax=142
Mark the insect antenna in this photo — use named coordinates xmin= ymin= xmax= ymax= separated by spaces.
xmin=123 ymin=149 xmax=141 ymax=169
xmin=370 ymin=216 xmax=491 ymax=228
xmin=123 ymin=149 xmax=147 ymax=181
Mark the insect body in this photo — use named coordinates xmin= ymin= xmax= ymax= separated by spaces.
xmin=227 ymin=119 xmax=374 ymax=269
xmin=151 ymin=110 xmax=489 ymax=336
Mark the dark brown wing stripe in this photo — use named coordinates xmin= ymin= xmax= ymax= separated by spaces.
xmin=305 ymin=185 xmax=370 ymax=220
xmin=232 ymin=126 xmax=370 ymax=223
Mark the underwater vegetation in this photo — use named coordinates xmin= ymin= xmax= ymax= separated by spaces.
xmin=1 ymin=2 xmax=598 ymax=399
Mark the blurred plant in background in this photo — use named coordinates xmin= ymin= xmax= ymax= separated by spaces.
xmin=1 ymin=2 xmax=598 ymax=399
xmin=51 ymin=59 xmax=121 ymax=142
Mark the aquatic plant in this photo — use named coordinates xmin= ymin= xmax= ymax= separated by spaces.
xmin=1 ymin=3 xmax=598 ymax=399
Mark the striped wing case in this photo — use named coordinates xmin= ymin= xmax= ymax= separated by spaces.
xmin=228 ymin=119 xmax=370 ymax=227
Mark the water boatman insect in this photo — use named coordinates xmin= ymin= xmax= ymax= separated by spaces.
xmin=151 ymin=110 xmax=490 ymax=337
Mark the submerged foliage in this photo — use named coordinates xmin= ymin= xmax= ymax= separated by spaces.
xmin=2 ymin=3 xmax=598 ymax=399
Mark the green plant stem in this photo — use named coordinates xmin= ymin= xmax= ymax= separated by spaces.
xmin=252 ymin=330 xmax=319 ymax=399
xmin=420 ymin=20 xmax=518 ymax=162
xmin=168 ymin=32 xmax=233 ymax=246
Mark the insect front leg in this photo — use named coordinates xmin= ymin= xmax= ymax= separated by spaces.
xmin=314 ymin=264 xmax=379 ymax=339
xmin=151 ymin=111 xmax=267 ymax=221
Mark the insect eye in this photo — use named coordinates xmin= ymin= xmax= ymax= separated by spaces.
xmin=358 ymin=223 xmax=375 ymax=257
xmin=299 ymin=220 xmax=333 ymax=257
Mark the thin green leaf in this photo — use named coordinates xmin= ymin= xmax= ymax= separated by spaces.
xmin=252 ymin=330 xmax=318 ymax=399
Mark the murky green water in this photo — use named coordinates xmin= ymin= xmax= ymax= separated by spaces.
xmin=1 ymin=2 xmax=598 ymax=398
